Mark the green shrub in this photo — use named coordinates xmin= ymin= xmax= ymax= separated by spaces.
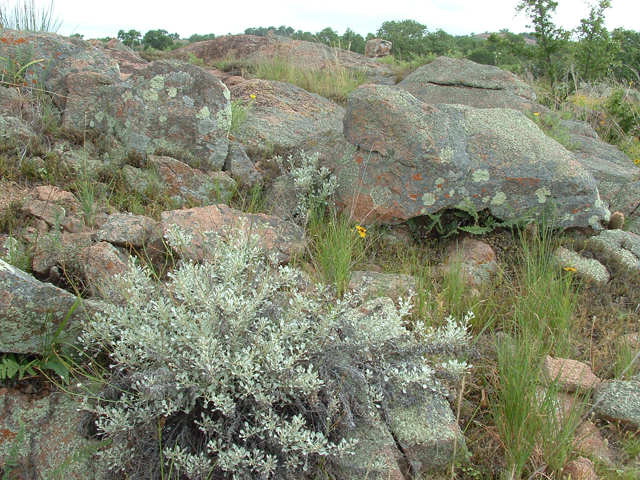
xmin=79 ymin=221 xmax=471 ymax=479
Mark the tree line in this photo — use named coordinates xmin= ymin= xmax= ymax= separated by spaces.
xmin=107 ymin=0 xmax=639 ymax=86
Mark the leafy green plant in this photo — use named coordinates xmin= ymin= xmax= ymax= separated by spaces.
xmin=0 ymin=354 xmax=37 ymax=381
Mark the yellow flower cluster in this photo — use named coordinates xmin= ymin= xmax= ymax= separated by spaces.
xmin=355 ymin=225 xmax=366 ymax=238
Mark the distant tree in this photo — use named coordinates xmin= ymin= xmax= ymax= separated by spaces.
xmin=612 ymin=28 xmax=640 ymax=83
xmin=291 ymin=29 xmax=315 ymax=42
xmin=454 ymin=35 xmax=484 ymax=57
xmin=274 ymin=25 xmax=294 ymax=36
xmin=69 ymin=33 xmax=83 ymax=39
xmin=573 ymin=0 xmax=619 ymax=81
xmin=376 ymin=19 xmax=428 ymax=60
xmin=117 ymin=29 xmax=141 ymax=47
xmin=425 ymin=29 xmax=455 ymax=56
xmin=315 ymin=27 xmax=340 ymax=47
xmin=468 ymin=47 xmax=496 ymax=65
xmin=188 ymin=33 xmax=216 ymax=43
xmin=516 ymin=0 xmax=570 ymax=86
xmin=142 ymin=29 xmax=177 ymax=51
xmin=244 ymin=26 xmax=269 ymax=36
xmin=340 ymin=28 xmax=365 ymax=54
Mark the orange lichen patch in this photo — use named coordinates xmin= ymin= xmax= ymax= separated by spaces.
xmin=355 ymin=155 xmax=364 ymax=165
xmin=0 ymin=428 xmax=18 ymax=444
xmin=473 ymin=194 xmax=479 ymax=198
xmin=507 ymin=177 xmax=541 ymax=186
xmin=412 ymin=173 xmax=423 ymax=181
xmin=410 ymin=194 xmax=418 ymax=200
xmin=481 ymin=188 xmax=487 ymax=193
xmin=444 ymin=193 xmax=451 ymax=198
xmin=436 ymin=184 xmax=443 ymax=188
xmin=1 ymin=37 xmax=28 ymax=45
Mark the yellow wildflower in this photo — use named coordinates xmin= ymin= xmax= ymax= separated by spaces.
xmin=250 ymin=94 xmax=256 ymax=99
xmin=635 ymin=159 xmax=640 ymax=164
xmin=533 ymin=112 xmax=540 ymax=116
xmin=355 ymin=225 xmax=366 ymax=238
xmin=564 ymin=267 xmax=577 ymax=272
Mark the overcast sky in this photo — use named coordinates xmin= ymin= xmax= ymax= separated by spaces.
xmin=32 ymin=0 xmax=640 ymax=40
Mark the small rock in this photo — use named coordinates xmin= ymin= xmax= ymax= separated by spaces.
xmin=365 ymin=38 xmax=392 ymax=58
xmin=84 ymin=242 xmax=130 ymax=299
xmin=542 ymin=356 xmax=601 ymax=392
xmin=554 ymin=246 xmax=610 ymax=284
xmin=562 ymin=456 xmax=597 ymax=480
xmin=574 ymin=421 xmax=614 ymax=465
xmin=161 ymin=204 xmax=305 ymax=263
xmin=593 ymin=380 xmax=640 ymax=427
xmin=436 ymin=237 xmax=498 ymax=287
xmin=95 ymin=212 xmax=162 ymax=249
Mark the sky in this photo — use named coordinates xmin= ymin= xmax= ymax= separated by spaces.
xmin=15 ymin=0 xmax=640 ymax=40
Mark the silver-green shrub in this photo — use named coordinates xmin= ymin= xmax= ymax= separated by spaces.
xmin=79 ymin=220 xmax=471 ymax=479
xmin=275 ymin=150 xmax=338 ymax=225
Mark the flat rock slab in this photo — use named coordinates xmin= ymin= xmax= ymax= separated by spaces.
xmin=337 ymin=84 xmax=608 ymax=230
xmin=593 ymin=380 xmax=640 ymax=427
xmin=161 ymin=204 xmax=305 ymax=263
xmin=95 ymin=212 xmax=162 ymax=249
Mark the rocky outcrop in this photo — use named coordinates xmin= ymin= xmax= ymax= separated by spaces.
xmin=0 ymin=29 xmax=121 ymax=111
xmin=365 ymin=38 xmax=392 ymax=58
xmin=63 ymin=60 xmax=232 ymax=171
xmin=398 ymin=56 xmax=537 ymax=111
xmin=230 ymin=79 xmax=347 ymax=165
xmin=397 ymin=57 xmax=640 ymax=234
xmin=336 ymin=84 xmax=609 ymax=229
xmin=169 ymin=34 xmax=395 ymax=84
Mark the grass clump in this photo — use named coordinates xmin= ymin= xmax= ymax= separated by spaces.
xmin=78 ymin=221 xmax=472 ymax=479
xmin=0 ymin=0 xmax=62 ymax=33
xmin=252 ymin=55 xmax=368 ymax=106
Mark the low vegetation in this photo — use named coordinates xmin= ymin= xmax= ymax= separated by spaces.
xmin=2 ymin=1 xmax=640 ymax=479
